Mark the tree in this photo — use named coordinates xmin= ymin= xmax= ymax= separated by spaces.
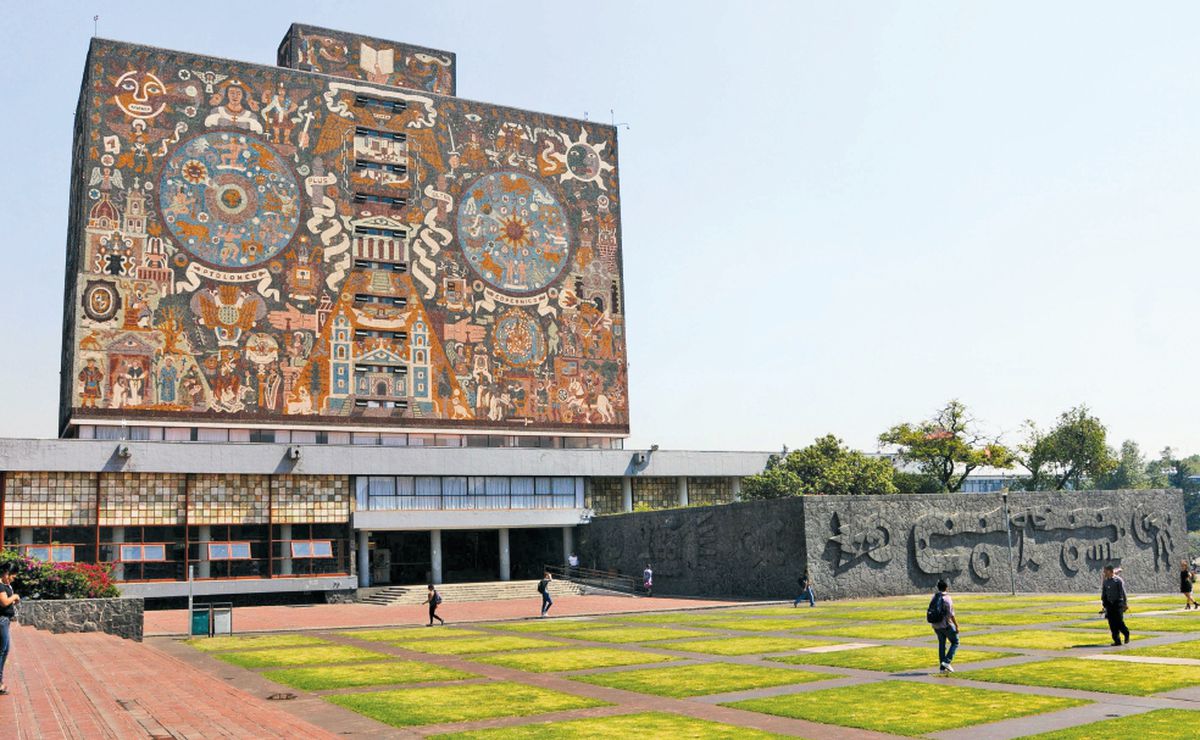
xmin=1096 ymin=440 xmax=1149 ymax=490
xmin=1018 ymin=405 xmax=1116 ymax=490
xmin=878 ymin=400 xmax=1013 ymax=493
xmin=741 ymin=435 xmax=897 ymax=499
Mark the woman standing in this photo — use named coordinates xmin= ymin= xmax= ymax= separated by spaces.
xmin=1182 ymin=560 xmax=1197 ymax=610
xmin=0 ymin=562 xmax=20 ymax=695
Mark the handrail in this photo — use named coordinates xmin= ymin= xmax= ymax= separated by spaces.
xmin=544 ymin=563 xmax=647 ymax=595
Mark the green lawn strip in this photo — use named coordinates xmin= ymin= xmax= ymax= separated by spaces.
xmin=601 ymin=611 xmax=728 ymax=625
xmin=469 ymin=647 xmax=679 ymax=673
xmin=1020 ymin=708 xmax=1200 ymax=739
xmin=690 ymin=617 xmax=844 ymax=632
xmin=486 ymin=620 xmax=609 ymax=634
xmin=769 ymin=645 xmax=1013 ymax=673
xmin=1068 ymin=616 xmax=1200 ymax=633
xmin=546 ymin=626 xmax=715 ymax=643
xmin=1038 ymin=604 xmax=1112 ymax=617
xmin=725 ymin=680 xmax=1085 ymax=736
xmin=262 ymin=660 xmax=476 ymax=690
xmin=431 ymin=710 xmax=787 ymax=739
xmin=734 ymin=606 xmax=854 ymax=617
xmin=339 ymin=628 xmax=490 ymax=641
xmin=969 ymin=611 xmax=1074 ymax=626
xmin=326 ymin=681 xmax=608 ymax=727
xmin=652 ymin=636 xmax=835 ymax=656
xmin=571 ymin=662 xmax=831 ymax=698
xmin=798 ymin=622 xmax=934 ymax=640
xmin=938 ymin=599 xmax=1068 ymax=612
xmin=824 ymin=608 xmax=921 ymax=621
xmin=215 ymin=644 xmax=392 ymax=668
xmin=961 ymin=657 xmax=1200 ymax=696
xmin=1123 ymin=639 xmax=1200 ymax=660
xmin=968 ymin=629 xmax=1146 ymax=651
xmin=391 ymin=635 xmax=563 ymax=655
xmin=187 ymin=633 xmax=330 ymax=652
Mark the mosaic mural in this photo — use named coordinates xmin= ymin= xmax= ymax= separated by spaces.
xmin=278 ymin=24 xmax=456 ymax=96
xmin=63 ymin=30 xmax=627 ymax=433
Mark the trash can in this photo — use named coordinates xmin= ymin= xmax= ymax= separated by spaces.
xmin=190 ymin=607 xmax=210 ymax=637
xmin=211 ymin=603 xmax=233 ymax=636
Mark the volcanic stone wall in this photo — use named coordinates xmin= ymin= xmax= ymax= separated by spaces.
xmin=578 ymin=490 xmax=1186 ymax=600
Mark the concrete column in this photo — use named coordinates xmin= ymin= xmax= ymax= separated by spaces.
xmin=197 ymin=525 xmax=211 ymax=578
xmin=621 ymin=477 xmax=633 ymax=512
xmin=357 ymin=530 xmax=370 ymax=588
xmin=677 ymin=476 xmax=689 ymax=507
xmin=731 ymin=476 xmax=743 ymax=502
xmin=430 ymin=529 xmax=443 ymax=585
xmin=562 ymin=526 xmax=574 ymax=565
xmin=110 ymin=526 xmax=125 ymax=581
xmin=279 ymin=523 xmax=293 ymax=576
xmin=498 ymin=528 xmax=511 ymax=582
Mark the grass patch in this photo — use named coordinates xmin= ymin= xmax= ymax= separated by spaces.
xmin=340 ymin=627 xmax=488 ymax=641
xmin=798 ymin=622 xmax=933 ymax=640
xmin=262 ymin=660 xmax=475 ymax=690
xmin=392 ymin=635 xmax=562 ymax=655
xmin=1123 ymin=639 xmax=1200 ymax=660
xmin=653 ymin=636 xmax=834 ymax=656
xmin=326 ymin=681 xmax=607 ymax=727
xmin=692 ymin=617 xmax=843 ymax=632
xmin=725 ymin=680 xmax=1086 ymax=736
xmin=1021 ymin=708 xmax=1200 ymax=739
xmin=469 ymin=647 xmax=678 ymax=673
xmin=962 ymin=657 xmax=1200 ymax=695
xmin=487 ymin=619 xmax=608 ymax=634
xmin=967 ymin=629 xmax=1145 ymax=651
xmin=969 ymin=612 xmax=1073 ymax=626
xmin=828 ymin=608 xmax=922 ymax=621
xmin=547 ymin=626 xmax=714 ymax=643
xmin=1069 ymin=616 xmax=1200 ymax=633
xmin=572 ymin=662 xmax=830 ymax=698
xmin=186 ymin=633 xmax=329 ymax=652
xmin=432 ymin=711 xmax=786 ymax=739
xmin=734 ymin=606 xmax=852 ymax=617
xmin=770 ymin=645 xmax=1011 ymax=673
xmin=214 ymin=644 xmax=391 ymax=668
xmin=602 ymin=611 xmax=725 ymax=625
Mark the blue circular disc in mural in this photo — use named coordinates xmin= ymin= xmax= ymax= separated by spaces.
xmin=159 ymin=131 xmax=300 ymax=269
xmin=457 ymin=171 xmax=571 ymax=294
xmin=494 ymin=309 xmax=546 ymax=368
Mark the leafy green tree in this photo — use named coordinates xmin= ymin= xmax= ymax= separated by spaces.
xmin=878 ymin=400 xmax=1013 ymax=493
xmin=893 ymin=471 xmax=943 ymax=493
xmin=742 ymin=436 xmax=897 ymax=498
xmin=1018 ymin=405 xmax=1116 ymax=490
xmin=1096 ymin=440 xmax=1150 ymax=489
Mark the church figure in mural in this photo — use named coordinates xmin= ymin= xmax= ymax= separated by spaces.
xmin=157 ymin=357 xmax=179 ymax=404
xmin=78 ymin=359 xmax=104 ymax=408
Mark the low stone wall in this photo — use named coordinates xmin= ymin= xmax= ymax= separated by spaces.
xmin=579 ymin=490 xmax=1187 ymax=601
xmin=19 ymin=597 xmax=144 ymax=641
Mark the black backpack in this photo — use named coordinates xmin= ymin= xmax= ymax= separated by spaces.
xmin=537 ymin=579 xmax=547 ymax=594
xmin=926 ymin=592 xmax=947 ymax=624
xmin=434 ymin=591 xmax=442 ymax=605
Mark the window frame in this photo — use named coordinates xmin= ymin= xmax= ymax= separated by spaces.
xmin=118 ymin=543 xmax=168 ymax=562
xmin=206 ymin=541 xmax=252 ymax=561
xmin=289 ymin=540 xmax=334 ymax=559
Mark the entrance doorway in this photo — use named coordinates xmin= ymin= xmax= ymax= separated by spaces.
xmin=509 ymin=528 xmax=564 ymax=581
xmin=442 ymin=530 xmax=500 ymax=583
xmin=372 ymin=531 xmax=431 ymax=585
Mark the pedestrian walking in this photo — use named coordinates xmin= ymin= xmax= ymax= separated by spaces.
xmin=794 ymin=568 xmax=815 ymax=607
xmin=643 ymin=564 xmax=653 ymax=597
xmin=1181 ymin=560 xmax=1198 ymax=610
xmin=0 ymin=562 xmax=20 ymax=695
xmin=424 ymin=584 xmax=444 ymax=626
xmin=1101 ymin=565 xmax=1130 ymax=645
xmin=926 ymin=579 xmax=959 ymax=673
xmin=538 ymin=571 xmax=553 ymax=616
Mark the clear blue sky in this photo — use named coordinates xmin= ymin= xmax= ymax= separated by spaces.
xmin=3 ymin=2 xmax=1198 ymax=455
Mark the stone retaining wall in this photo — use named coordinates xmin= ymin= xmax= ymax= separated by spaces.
xmin=578 ymin=490 xmax=1187 ymax=601
xmin=19 ymin=597 xmax=144 ymax=641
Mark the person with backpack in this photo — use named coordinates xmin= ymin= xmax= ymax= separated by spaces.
xmin=927 ymin=579 xmax=959 ymax=673
xmin=643 ymin=564 xmax=653 ymax=597
xmin=538 ymin=571 xmax=553 ymax=617
xmin=424 ymin=584 xmax=444 ymax=626
xmin=1101 ymin=565 xmax=1130 ymax=645
xmin=794 ymin=568 xmax=815 ymax=607
xmin=1181 ymin=560 xmax=1197 ymax=610
xmin=0 ymin=562 xmax=20 ymax=695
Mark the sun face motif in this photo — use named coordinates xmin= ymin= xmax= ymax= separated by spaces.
xmin=555 ymin=128 xmax=615 ymax=190
xmin=500 ymin=215 xmax=530 ymax=247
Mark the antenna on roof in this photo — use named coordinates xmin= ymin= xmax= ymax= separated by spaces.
xmin=93 ymin=14 xmax=99 ymax=37
xmin=583 ymin=111 xmax=589 ymax=121
xmin=610 ymin=109 xmax=630 ymax=130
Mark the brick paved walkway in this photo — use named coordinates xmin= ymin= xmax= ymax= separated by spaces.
xmin=144 ymin=594 xmax=737 ymax=636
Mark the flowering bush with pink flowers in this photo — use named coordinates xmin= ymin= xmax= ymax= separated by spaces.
xmin=0 ymin=549 xmax=119 ymax=599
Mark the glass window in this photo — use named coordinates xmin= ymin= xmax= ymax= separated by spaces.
xmin=511 ymin=477 xmax=535 ymax=495
xmin=290 ymin=540 xmax=333 ymax=558
xmin=326 ymin=431 xmax=351 ymax=445
xmin=25 ymin=545 xmax=76 ymax=563
xmin=409 ymin=434 xmax=434 ymax=447
xmin=291 ymin=430 xmax=317 ymax=444
xmin=514 ymin=436 xmax=540 ymax=448
xmin=164 ymin=427 xmax=191 ymax=442
xmin=197 ymin=428 xmax=228 ymax=442
xmin=380 ymin=433 xmax=407 ymax=447
xmin=129 ymin=427 xmax=151 ymax=441
xmin=228 ymin=429 xmax=251 ymax=442
xmin=563 ymin=437 xmax=588 ymax=449
xmin=368 ymin=476 xmax=396 ymax=497
xmin=274 ymin=430 xmax=291 ymax=444
xmin=435 ymin=435 xmax=463 ymax=447
xmin=488 ymin=435 xmax=508 ymax=448
xmin=120 ymin=544 xmax=166 ymax=561
xmin=465 ymin=435 xmax=489 ymax=448
xmin=77 ymin=425 xmax=95 ymax=439
xmin=143 ymin=544 xmax=166 ymax=560
xmin=24 ymin=546 xmax=51 ymax=561
xmin=96 ymin=426 xmax=125 ymax=440
xmin=486 ymin=477 xmax=510 ymax=496
xmin=443 ymin=476 xmax=467 ymax=496
xmin=352 ymin=432 xmax=378 ymax=445
xmin=552 ymin=477 xmax=575 ymax=496
xmin=415 ymin=477 xmax=441 ymax=496
xmin=207 ymin=542 xmax=252 ymax=560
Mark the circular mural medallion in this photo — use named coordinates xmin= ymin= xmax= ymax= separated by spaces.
xmin=159 ymin=131 xmax=300 ymax=269
xmin=456 ymin=171 xmax=571 ymax=295
xmin=494 ymin=309 xmax=546 ymax=368
xmin=82 ymin=280 xmax=120 ymax=322
xmin=566 ymin=143 xmax=602 ymax=179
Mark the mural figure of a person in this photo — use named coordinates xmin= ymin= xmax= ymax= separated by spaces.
xmin=204 ymin=80 xmax=263 ymax=132
xmin=78 ymin=358 xmax=104 ymax=408
xmin=158 ymin=357 xmax=179 ymax=404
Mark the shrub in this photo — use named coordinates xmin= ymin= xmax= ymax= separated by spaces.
xmin=0 ymin=549 xmax=119 ymax=599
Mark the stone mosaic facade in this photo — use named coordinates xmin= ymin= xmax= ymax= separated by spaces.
xmin=61 ymin=28 xmax=627 ymax=437
xmin=578 ymin=491 xmax=1188 ymax=599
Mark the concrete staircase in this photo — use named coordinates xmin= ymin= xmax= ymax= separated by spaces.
xmin=359 ymin=578 xmax=587 ymax=605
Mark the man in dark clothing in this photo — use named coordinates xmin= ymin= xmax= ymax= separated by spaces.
xmin=1101 ymin=565 xmax=1130 ymax=645
xmin=929 ymin=578 xmax=959 ymax=673
xmin=538 ymin=571 xmax=553 ymax=617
